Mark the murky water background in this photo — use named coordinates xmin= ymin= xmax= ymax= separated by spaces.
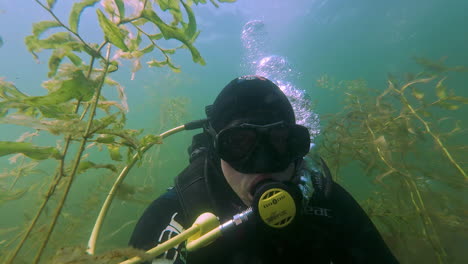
xmin=0 ymin=0 xmax=467 ymax=263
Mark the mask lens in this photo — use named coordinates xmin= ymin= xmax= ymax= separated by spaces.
xmin=269 ymin=126 xmax=289 ymax=155
xmin=289 ymin=125 xmax=310 ymax=158
xmin=218 ymin=127 xmax=257 ymax=161
xmin=216 ymin=123 xmax=311 ymax=173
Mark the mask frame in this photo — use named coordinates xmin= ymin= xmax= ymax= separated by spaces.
xmin=208 ymin=121 xmax=310 ymax=173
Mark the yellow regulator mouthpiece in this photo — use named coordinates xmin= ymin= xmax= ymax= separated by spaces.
xmin=257 ymin=188 xmax=296 ymax=228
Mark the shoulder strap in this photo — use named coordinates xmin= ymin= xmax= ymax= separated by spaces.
xmin=174 ymin=154 xmax=214 ymax=226
xmin=187 ymin=131 xmax=212 ymax=163
xmin=175 ymin=132 xmax=216 ymax=225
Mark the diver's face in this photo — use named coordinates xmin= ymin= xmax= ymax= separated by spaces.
xmin=221 ymin=160 xmax=295 ymax=206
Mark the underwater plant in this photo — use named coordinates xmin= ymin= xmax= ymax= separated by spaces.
xmin=0 ymin=0 xmax=235 ymax=263
xmin=315 ymin=58 xmax=467 ymax=263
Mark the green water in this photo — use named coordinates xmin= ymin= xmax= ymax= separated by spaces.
xmin=0 ymin=0 xmax=467 ymax=263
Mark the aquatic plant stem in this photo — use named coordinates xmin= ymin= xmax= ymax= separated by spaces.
xmin=7 ymin=134 xmax=79 ymax=264
xmin=87 ymin=125 xmax=185 ymax=255
xmin=359 ymin=99 xmax=447 ymax=263
xmin=5 ymin=115 xmax=83 ymax=264
xmin=9 ymin=153 xmax=27 ymax=190
xmin=390 ymin=84 xmax=467 ymax=180
xmin=33 ymin=0 xmax=107 ymax=62
xmin=402 ymin=177 xmax=446 ymax=263
xmin=6 ymin=139 xmax=74 ymax=264
xmin=5 ymin=47 xmax=100 ymax=264
xmin=32 ymin=44 xmax=112 ymax=264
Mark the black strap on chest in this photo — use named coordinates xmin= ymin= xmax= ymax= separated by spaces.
xmin=174 ymin=132 xmax=218 ymax=226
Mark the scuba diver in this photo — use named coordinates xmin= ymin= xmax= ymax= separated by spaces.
xmin=128 ymin=76 xmax=399 ymax=264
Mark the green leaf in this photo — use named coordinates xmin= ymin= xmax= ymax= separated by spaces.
xmin=107 ymin=145 xmax=122 ymax=161
xmin=0 ymin=141 xmax=61 ymax=160
xmin=162 ymin=48 xmax=176 ymax=54
xmin=107 ymin=61 xmax=119 ymax=73
xmin=158 ymin=0 xmax=183 ymax=23
xmin=135 ymin=30 xmax=142 ymax=47
xmin=114 ymin=0 xmax=125 ymax=19
xmin=140 ymin=134 xmax=163 ymax=146
xmin=148 ymin=33 xmax=163 ymax=40
xmin=0 ymin=36 xmax=3 ymax=48
xmin=186 ymin=44 xmax=205 ymax=65
xmin=192 ymin=0 xmax=208 ymax=4
xmin=435 ymin=77 xmax=447 ymax=99
xmin=142 ymin=9 xmax=178 ymax=39
xmin=26 ymin=70 xmax=95 ymax=105
xmin=157 ymin=0 xmax=172 ymax=10
xmin=96 ymin=135 xmax=115 ymax=144
xmin=132 ymin=18 xmax=149 ymax=26
xmin=91 ymin=113 xmax=120 ymax=132
xmin=69 ymin=0 xmax=100 ymax=33
xmin=127 ymin=30 xmax=141 ymax=51
xmin=48 ymin=47 xmax=68 ymax=78
xmin=437 ymin=102 xmax=460 ymax=110
xmin=47 ymin=0 xmax=57 ymax=9
xmin=147 ymin=59 xmax=168 ymax=67
xmin=96 ymin=9 xmax=129 ymax=51
xmin=77 ymin=161 xmax=95 ymax=173
xmin=0 ymin=78 xmax=37 ymax=117
xmin=142 ymin=9 xmax=205 ymax=65
xmin=411 ymin=87 xmax=424 ymax=100
xmin=375 ymin=169 xmax=395 ymax=183
xmin=97 ymin=100 xmax=125 ymax=113
xmin=0 ymin=188 xmax=28 ymax=204
xmin=82 ymin=43 xmax=101 ymax=57
xmin=190 ymin=30 xmax=201 ymax=42
xmin=25 ymin=32 xmax=81 ymax=57
xmin=400 ymin=76 xmax=435 ymax=92
xmin=0 ymin=114 xmax=80 ymax=132
xmin=38 ymin=104 xmax=77 ymax=120
xmin=0 ymin=100 xmax=73 ymax=119
xmin=67 ymin=52 xmax=83 ymax=66
xmin=32 ymin=21 xmax=61 ymax=37
xmin=447 ymin=120 xmax=462 ymax=135
xmin=181 ymin=0 xmax=197 ymax=38
xmin=140 ymin=45 xmax=155 ymax=54
xmin=77 ymin=161 xmax=117 ymax=174
xmin=446 ymin=96 xmax=468 ymax=104
xmin=167 ymin=59 xmax=181 ymax=73
xmin=0 ymin=80 xmax=28 ymax=100
xmin=419 ymin=110 xmax=432 ymax=117
xmin=209 ymin=0 xmax=219 ymax=8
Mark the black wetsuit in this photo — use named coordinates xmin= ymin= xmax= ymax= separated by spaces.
xmin=129 ymin=135 xmax=399 ymax=263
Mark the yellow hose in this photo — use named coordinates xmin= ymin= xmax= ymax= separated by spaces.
xmin=120 ymin=212 xmax=219 ymax=264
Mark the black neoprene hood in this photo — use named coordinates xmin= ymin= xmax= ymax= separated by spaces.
xmin=209 ymin=75 xmax=296 ymax=132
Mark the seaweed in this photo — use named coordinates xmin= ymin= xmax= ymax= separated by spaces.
xmin=0 ymin=1 xmax=235 ymax=263
xmin=314 ymin=58 xmax=467 ymax=263
xmin=49 ymin=246 xmax=150 ymax=264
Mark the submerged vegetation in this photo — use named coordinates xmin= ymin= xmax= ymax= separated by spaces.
xmin=0 ymin=0 xmax=234 ymax=263
xmin=315 ymin=58 xmax=467 ymax=263
xmin=1 ymin=1 xmax=466 ymax=264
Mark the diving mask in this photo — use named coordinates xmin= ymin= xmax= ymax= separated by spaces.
xmin=212 ymin=121 xmax=310 ymax=173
